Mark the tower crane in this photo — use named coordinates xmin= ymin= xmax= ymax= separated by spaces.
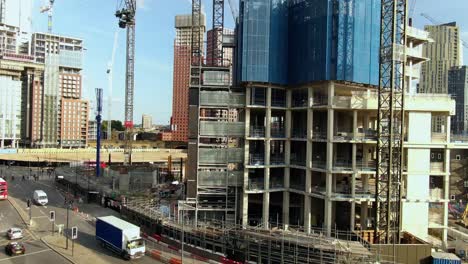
xmin=115 ymin=0 xmax=136 ymax=165
xmin=95 ymin=88 xmax=103 ymax=177
xmin=374 ymin=0 xmax=406 ymax=244
xmin=40 ymin=0 xmax=55 ymax=33
xmin=106 ymin=31 xmax=119 ymax=141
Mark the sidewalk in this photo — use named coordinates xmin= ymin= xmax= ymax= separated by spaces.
xmin=42 ymin=234 xmax=109 ymax=264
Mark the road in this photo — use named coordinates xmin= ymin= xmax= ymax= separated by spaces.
xmin=1 ymin=165 xmax=165 ymax=264
xmin=0 ymin=183 xmax=69 ymax=263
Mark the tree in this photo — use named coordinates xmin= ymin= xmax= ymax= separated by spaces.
xmin=101 ymin=120 xmax=125 ymax=132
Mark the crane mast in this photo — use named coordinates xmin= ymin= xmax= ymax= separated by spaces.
xmin=40 ymin=0 xmax=55 ymax=33
xmin=375 ymin=0 xmax=406 ymax=244
xmin=115 ymin=0 xmax=136 ymax=165
xmin=95 ymin=88 xmax=103 ymax=177
xmin=211 ymin=0 xmax=224 ymax=66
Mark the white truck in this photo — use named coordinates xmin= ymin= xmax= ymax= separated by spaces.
xmin=95 ymin=216 xmax=145 ymax=260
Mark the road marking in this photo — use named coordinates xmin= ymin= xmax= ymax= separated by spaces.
xmin=31 ymin=216 xmax=48 ymax=219
xmin=0 ymin=249 xmax=51 ymax=262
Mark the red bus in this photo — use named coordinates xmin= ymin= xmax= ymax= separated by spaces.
xmin=0 ymin=178 xmax=8 ymax=200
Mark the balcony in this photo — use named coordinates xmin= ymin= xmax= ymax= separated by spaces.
xmin=356 ymin=160 xmax=376 ymax=172
xmin=292 ymin=89 xmax=308 ymax=108
xmin=291 ymin=130 xmax=307 ymax=139
xmin=312 ymin=95 xmax=328 ymax=106
xmin=312 ymin=160 xmax=326 ymax=170
xmin=312 ymin=131 xmax=327 ymax=141
xmin=248 ymin=178 xmax=264 ymax=191
xmin=333 ymin=160 xmax=352 ymax=171
xmin=430 ymin=162 xmax=444 ymax=173
xmin=249 ymin=154 xmax=265 ymax=166
xmin=198 ymin=171 xmax=228 ymax=186
xmin=333 ymin=184 xmax=352 ymax=198
xmin=334 ymin=132 xmax=354 ymax=141
xmin=332 ymin=96 xmax=351 ymax=108
xmin=199 ymin=121 xmax=245 ymax=136
xmin=431 ymin=133 xmax=446 ymax=143
xmin=430 ymin=188 xmax=444 ymax=200
xmin=270 ymin=155 xmax=285 ymax=165
xmin=198 ymin=148 xmax=244 ymax=164
xmin=200 ymin=91 xmax=245 ymax=106
xmin=269 ymin=179 xmax=284 ymax=189
xmin=250 ymin=126 xmax=265 ymax=138
xmin=270 ymin=127 xmax=285 ymax=138
xmin=290 ymin=153 xmax=306 ymax=167
xmin=355 ymin=129 xmax=378 ymax=141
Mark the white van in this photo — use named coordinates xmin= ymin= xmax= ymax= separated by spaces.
xmin=33 ymin=190 xmax=48 ymax=206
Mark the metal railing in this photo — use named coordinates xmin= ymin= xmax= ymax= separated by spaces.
xmin=291 ymin=130 xmax=307 ymax=139
xmin=312 ymin=95 xmax=328 ymax=106
xmin=249 ymin=126 xmax=265 ymax=137
xmin=333 ymin=131 xmax=354 ymax=141
xmin=270 ymin=155 xmax=285 ymax=165
xmin=249 ymin=154 xmax=265 ymax=166
xmin=312 ymin=131 xmax=327 ymax=140
xmin=356 ymin=160 xmax=377 ymax=172
xmin=248 ymin=179 xmax=264 ymax=191
xmin=333 ymin=160 xmax=352 ymax=171
xmin=270 ymin=127 xmax=286 ymax=138
xmin=312 ymin=160 xmax=326 ymax=169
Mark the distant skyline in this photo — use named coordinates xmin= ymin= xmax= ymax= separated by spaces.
xmin=25 ymin=0 xmax=468 ymax=124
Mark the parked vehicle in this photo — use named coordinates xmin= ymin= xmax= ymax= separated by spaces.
xmin=6 ymin=228 xmax=23 ymax=240
xmin=0 ymin=178 xmax=8 ymax=200
xmin=4 ymin=242 xmax=25 ymax=256
xmin=33 ymin=190 xmax=48 ymax=206
xmin=95 ymin=216 xmax=145 ymax=260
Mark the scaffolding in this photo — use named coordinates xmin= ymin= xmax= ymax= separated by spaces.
xmin=122 ymin=196 xmax=394 ymax=264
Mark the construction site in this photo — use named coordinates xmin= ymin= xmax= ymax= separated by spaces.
xmin=2 ymin=0 xmax=468 ymax=263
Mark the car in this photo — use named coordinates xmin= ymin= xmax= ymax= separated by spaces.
xmin=33 ymin=190 xmax=48 ymax=206
xmin=4 ymin=242 xmax=25 ymax=256
xmin=6 ymin=228 xmax=23 ymax=240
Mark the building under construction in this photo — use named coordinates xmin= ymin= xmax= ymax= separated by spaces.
xmin=178 ymin=0 xmax=462 ymax=251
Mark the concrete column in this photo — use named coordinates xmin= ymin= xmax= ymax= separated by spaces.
xmin=325 ymin=82 xmax=334 ymax=236
xmin=283 ymin=191 xmax=289 ymax=229
xmin=324 ymin=199 xmax=332 ymax=235
xmin=361 ymin=201 xmax=368 ymax=229
xmin=446 ymin=115 xmax=451 ymax=143
xmin=263 ymin=192 xmax=270 ymax=228
xmin=304 ymin=195 xmax=311 ymax=233
xmin=353 ymin=110 xmax=358 ymax=138
xmin=350 ymin=201 xmax=355 ymax=231
xmin=443 ymin=148 xmax=450 ymax=244
xmin=242 ymin=193 xmax=249 ymax=227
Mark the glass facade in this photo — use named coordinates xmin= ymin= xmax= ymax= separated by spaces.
xmin=237 ymin=0 xmax=381 ymax=86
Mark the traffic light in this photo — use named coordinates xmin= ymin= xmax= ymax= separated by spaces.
xmin=71 ymin=226 xmax=78 ymax=240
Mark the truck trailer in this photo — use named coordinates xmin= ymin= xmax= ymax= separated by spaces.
xmin=95 ymin=216 xmax=145 ymax=260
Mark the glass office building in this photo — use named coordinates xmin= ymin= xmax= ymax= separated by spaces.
xmin=237 ymin=0 xmax=381 ymax=86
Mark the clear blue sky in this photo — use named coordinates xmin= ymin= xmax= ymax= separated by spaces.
xmin=30 ymin=0 xmax=467 ymax=125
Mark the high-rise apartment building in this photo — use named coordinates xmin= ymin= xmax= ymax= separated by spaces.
xmin=182 ymin=0 xmax=457 ymax=246
xmin=0 ymin=0 xmax=33 ymax=53
xmin=142 ymin=114 xmax=152 ymax=130
xmin=0 ymin=23 xmax=43 ymax=149
xmin=420 ymin=22 xmax=462 ymax=94
xmin=449 ymin=66 xmax=468 ymax=134
xmin=170 ymin=14 xmax=205 ymax=142
xmin=29 ymin=32 xmax=85 ymax=148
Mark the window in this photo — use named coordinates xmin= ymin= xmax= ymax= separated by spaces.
xmin=464 ymin=180 xmax=468 ymax=188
